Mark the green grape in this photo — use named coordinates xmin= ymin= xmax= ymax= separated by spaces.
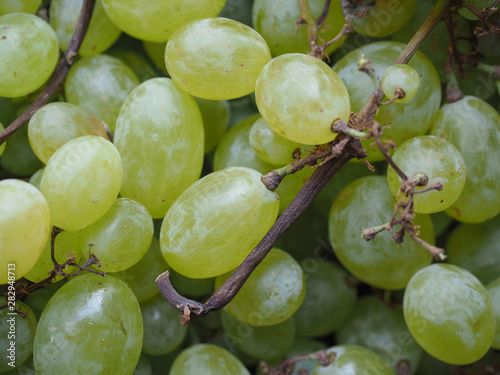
xmin=275 ymin=166 xmax=315 ymax=214
xmin=256 ymin=53 xmax=350 ymax=145
xmin=486 ymin=278 xmax=500 ymax=349
xmin=208 ymin=330 xmax=258 ymax=367
xmin=386 ymin=136 xmax=466 ymax=214
xmin=140 ymin=294 xmax=187 ymax=356
xmin=213 ymin=114 xmax=276 ymax=174
xmin=215 ymin=248 xmax=305 ymax=326
xmin=24 ymin=227 xmax=82 ymax=283
xmin=113 ymin=78 xmax=204 ymax=219
xmin=381 ymin=64 xmax=420 ymax=103
xmin=160 ymin=167 xmax=279 ymax=279
xmin=33 ymin=274 xmax=143 ymax=374
xmin=81 ymin=198 xmax=153 ymax=272
xmin=50 ymin=0 xmax=121 ymax=57
xmin=344 ymin=0 xmax=417 ymax=37
xmin=194 ymin=97 xmax=230 ymax=153
xmin=170 ymin=343 xmax=250 ymax=375
xmin=169 ymin=270 xmax=214 ymax=298
xmin=133 ymin=354 xmax=152 ymax=375
xmin=166 ymin=17 xmax=272 ymax=100
xmin=403 ymin=264 xmax=495 ymax=365
xmin=0 ymin=0 xmax=41 ymax=16
xmin=142 ymin=41 xmax=168 ymax=73
xmin=24 ymin=281 xmax=66 ymax=319
xmin=101 ymin=0 xmax=226 ymax=42
xmin=286 ymin=339 xmax=327 ymax=375
xmin=337 ymin=296 xmax=423 ymax=374
xmin=0 ymin=123 xmax=5 ymax=157
xmin=1 ymin=123 xmax=43 ymax=176
xmin=312 ymin=345 xmax=395 ymax=375
xmin=328 ymin=176 xmax=434 ymax=290
xmin=252 ymin=0 xmax=346 ymax=56
xmin=334 ymin=41 xmax=441 ymax=162
xmin=431 ymin=211 xmax=453 ymax=238
xmin=0 ymin=179 xmax=50 ymax=284
xmin=219 ymin=0 xmax=252 ymax=26
xmin=0 ymin=302 xmax=37 ymax=372
xmin=65 ymin=54 xmax=140 ymax=132
xmin=221 ymin=311 xmax=296 ymax=361
xmin=415 ymin=352 xmax=455 ymax=375
xmin=28 ymin=168 xmax=44 ymax=190
xmin=459 ymin=0 xmax=496 ymax=20
xmin=430 ymin=96 xmax=500 ymax=223
xmin=295 ymin=262 xmax=357 ymax=338
xmin=249 ymin=117 xmax=300 ymax=165
xmin=40 ymin=135 xmax=122 ymax=231
xmin=0 ymin=13 xmax=59 ymax=98
xmin=112 ymin=237 xmax=169 ymax=303
xmin=107 ymin=48 xmax=156 ymax=82
xmin=446 ymin=214 xmax=500 ymax=285
xmin=28 ymin=102 xmax=109 ymax=164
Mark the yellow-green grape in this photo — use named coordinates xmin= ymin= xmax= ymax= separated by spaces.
xmin=295 ymin=262 xmax=357 ymax=339
xmin=215 ymin=248 xmax=305 ymax=326
xmin=165 ymin=17 xmax=272 ymax=100
xmin=387 ymin=136 xmax=466 ymax=214
xmin=113 ymin=78 xmax=204 ymax=219
xmin=169 ymin=270 xmax=214 ymax=298
xmin=0 ymin=179 xmax=50 ymax=284
xmin=81 ymin=198 xmax=154 ymax=272
xmin=486 ymin=278 xmax=500 ymax=349
xmin=312 ymin=345 xmax=395 ymax=375
xmin=213 ymin=114 xmax=276 ymax=174
xmin=0 ymin=123 xmax=6 ymax=156
xmin=28 ymin=102 xmax=109 ymax=164
xmin=334 ymin=41 xmax=441 ymax=162
xmin=195 ymin=97 xmax=230 ymax=153
xmin=221 ymin=311 xmax=296 ymax=361
xmin=0 ymin=301 xmax=37 ymax=372
xmin=328 ymin=176 xmax=434 ymax=290
xmin=40 ymin=135 xmax=122 ymax=231
xmin=170 ymin=344 xmax=250 ymax=375
xmin=275 ymin=167 xmax=314 ymax=214
xmin=142 ymin=41 xmax=168 ymax=73
xmin=24 ymin=227 xmax=82 ymax=283
xmin=0 ymin=0 xmax=41 ymax=16
xmin=0 ymin=124 xmax=43 ymax=176
xmin=141 ymin=294 xmax=187 ymax=356
xmin=101 ymin=0 xmax=225 ymax=42
xmin=160 ymin=167 xmax=279 ymax=279
xmin=459 ymin=0 xmax=496 ymax=20
xmin=256 ymin=53 xmax=350 ymax=145
xmin=107 ymin=48 xmax=156 ymax=82
xmin=0 ymin=13 xmax=59 ymax=98
xmin=381 ymin=64 xmax=420 ymax=103
xmin=403 ymin=264 xmax=495 ymax=365
xmin=252 ymin=0 xmax=346 ymax=57
xmin=33 ymin=274 xmax=143 ymax=374
xmin=28 ymin=167 xmax=44 ymax=189
xmin=65 ymin=54 xmax=140 ymax=132
xmin=249 ymin=117 xmax=300 ymax=165
xmin=50 ymin=0 xmax=121 ymax=57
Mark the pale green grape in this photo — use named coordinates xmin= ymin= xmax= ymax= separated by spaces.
xmin=113 ymin=78 xmax=204 ymax=219
xmin=221 ymin=311 xmax=296 ymax=361
xmin=286 ymin=339 xmax=327 ymax=375
xmin=133 ymin=354 xmax=152 ymax=375
xmin=249 ymin=117 xmax=300 ymax=165
xmin=112 ymin=237 xmax=169 ymax=303
xmin=386 ymin=136 xmax=466 ymax=214
xmin=0 ymin=179 xmax=50 ymax=284
xmin=170 ymin=344 xmax=250 ymax=375
xmin=65 ymin=54 xmax=140 ymax=132
xmin=142 ymin=41 xmax=168 ymax=73
xmin=0 ymin=0 xmax=41 ymax=16
xmin=252 ymin=0 xmax=346 ymax=56
xmin=81 ymin=198 xmax=153 ymax=272
xmin=40 ymin=135 xmax=122 ymax=231
xmin=107 ymin=48 xmax=156 ymax=82
xmin=169 ymin=270 xmax=214 ymax=298
xmin=486 ymin=278 xmax=500 ymax=349
xmin=195 ymin=97 xmax=230 ymax=153
xmin=28 ymin=102 xmax=109 ymax=164
xmin=0 ymin=302 xmax=37 ymax=372
xmin=215 ymin=248 xmax=305 ymax=326
xmin=141 ymin=294 xmax=187 ymax=356
xmin=337 ymin=296 xmax=423 ymax=374
xmin=381 ymin=64 xmax=420 ymax=103
xmin=275 ymin=167 xmax=314 ymax=214
xmin=0 ymin=13 xmax=59 ymax=98
xmin=328 ymin=176 xmax=434 ymax=290
xmin=101 ymin=0 xmax=226 ymax=42
xmin=0 ymin=123 xmax=6 ymax=156
xmin=430 ymin=96 xmax=500 ymax=223
xmin=33 ymin=273 xmax=143 ymax=374
xmin=28 ymin=167 xmax=44 ymax=190
xmin=459 ymin=0 xmax=496 ymax=20
xmin=256 ymin=53 xmax=350 ymax=145
xmin=160 ymin=167 xmax=279 ymax=279
xmin=166 ymin=17 xmax=271 ymax=100
xmin=24 ymin=227 xmax=82 ymax=283
xmin=294 ymin=262 xmax=357 ymax=338
xmin=50 ymin=0 xmax=121 ymax=57
xmin=334 ymin=41 xmax=441 ymax=162
xmin=403 ymin=264 xmax=495 ymax=365
xmin=312 ymin=345 xmax=395 ymax=375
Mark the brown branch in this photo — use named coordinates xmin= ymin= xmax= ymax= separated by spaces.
xmin=317 ymin=0 xmax=332 ymax=28
xmin=0 ymin=0 xmax=97 ymax=146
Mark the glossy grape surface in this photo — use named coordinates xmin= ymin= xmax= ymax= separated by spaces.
xmin=381 ymin=64 xmax=420 ymax=103
xmin=0 ymin=0 xmax=41 ymax=16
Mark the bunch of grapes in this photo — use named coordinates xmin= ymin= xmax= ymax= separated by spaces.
xmin=0 ymin=0 xmax=500 ymax=374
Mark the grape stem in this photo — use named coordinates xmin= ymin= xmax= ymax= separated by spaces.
xmin=476 ymin=63 xmax=500 ymax=81
xmin=444 ymin=9 xmax=465 ymax=103
xmin=455 ymin=0 xmax=500 ymax=36
xmin=0 ymin=0 xmax=97 ymax=146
